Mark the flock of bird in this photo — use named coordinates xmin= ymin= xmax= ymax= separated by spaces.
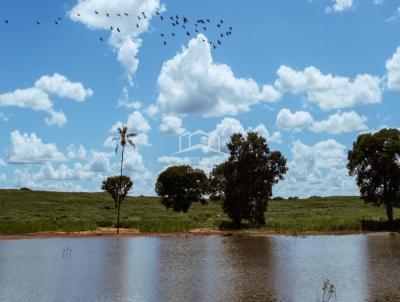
xmin=2 ymin=9 xmax=233 ymax=50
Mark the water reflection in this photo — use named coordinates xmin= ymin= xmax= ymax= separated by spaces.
xmin=0 ymin=234 xmax=399 ymax=301
xmin=365 ymin=233 xmax=400 ymax=302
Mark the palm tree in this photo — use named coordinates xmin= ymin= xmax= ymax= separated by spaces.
xmin=112 ymin=125 xmax=136 ymax=233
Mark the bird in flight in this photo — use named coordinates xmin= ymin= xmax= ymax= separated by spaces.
xmin=95 ymin=11 xmax=99 ymax=15
xmin=106 ymin=13 xmax=110 ymax=18
xmin=100 ymin=37 xmax=104 ymax=42
xmin=125 ymin=13 xmax=129 ymax=16
xmin=142 ymin=12 xmax=147 ymax=18
xmin=36 ymin=21 xmax=40 ymax=25
xmin=117 ymin=13 xmax=121 ymax=17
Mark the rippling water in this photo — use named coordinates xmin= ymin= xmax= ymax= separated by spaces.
xmin=0 ymin=234 xmax=399 ymax=301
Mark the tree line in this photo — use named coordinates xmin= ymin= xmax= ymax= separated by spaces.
xmin=102 ymin=126 xmax=400 ymax=232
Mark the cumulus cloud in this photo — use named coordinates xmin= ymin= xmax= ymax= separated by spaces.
xmin=311 ymin=111 xmax=367 ymax=134
xmin=35 ymin=73 xmax=93 ymax=101
xmin=154 ymin=34 xmax=280 ymax=117
xmin=6 ymin=130 xmax=65 ymax=164
xmin=0 ymin=74 xmax=92 ymax=126
xmin=275 ymin=65 xmax=382 ymax=110
xmin=325 ymin=0 xmax=354 ymax=13
xmin=67 ymin=144 xmax=88 ymax=160
xmin=159 ymin=115 xmax=186 ymax=135
xmin=252 ymin=124 xmax=282 ymax=144
xmin=68 ymin=0 xmax=163 ymax=84
xmin=276 ymin=108 xmax=314 ymax=132
xmin=386 ymin=47 xmax=400 ymax=90
xmin=274 ymin=139 xmax=358 ymax=197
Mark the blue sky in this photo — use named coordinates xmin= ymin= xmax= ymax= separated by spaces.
xmin=0 ymin=0 xmax=399 ymax=197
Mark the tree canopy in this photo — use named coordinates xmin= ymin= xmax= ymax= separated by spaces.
xmin=211 ymin=132 xmax=287 ymax=226
xmin=347 ymin=128 xmax=400 ymax=222
xmin=101 ymin=175 xmax=133 ymax=209
xmin=155 ymin=165 xmax=209 ymax=213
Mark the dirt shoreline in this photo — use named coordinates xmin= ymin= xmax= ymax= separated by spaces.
xmin=0 ymin=228 xmax=393 ymax=240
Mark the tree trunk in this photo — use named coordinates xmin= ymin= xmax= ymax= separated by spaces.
xmin=116 ymin=146 xmax=125 ymax=235
xmin=117 ymin=201 xmax=121 ymax=234
xmin=386 ymin=201 xmax=394 ymax=222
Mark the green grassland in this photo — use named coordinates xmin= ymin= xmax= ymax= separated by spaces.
xmin=0 ymin=189 xmax=398 ymax=235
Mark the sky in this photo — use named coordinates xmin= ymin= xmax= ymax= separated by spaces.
xmin=0 ymin=0 xmax=399 ymax=197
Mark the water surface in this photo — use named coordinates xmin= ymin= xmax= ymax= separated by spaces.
xmin=0 ymin=234 xmax=399 ymax=301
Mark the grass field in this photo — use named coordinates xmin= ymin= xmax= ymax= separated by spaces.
xmin=0 ymin=189 xmax=398 ymax=235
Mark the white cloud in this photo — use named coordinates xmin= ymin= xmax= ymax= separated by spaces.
xmin=6 ymin=130 xmax=65 ymax=164
xmin=85 ymin=151 xmax=113 ymax=173
xmin=386 ymin=47 xmax=400 ymax=90
xmin=0 ymin=112 xmax=10 ymax=122
xmin=276 ymin=108 xmax=314 ymax=132
xmin=117 ymin=87 xmax=142 ymax=109
xmin=386 ymin=6 xmax=400 ymax=22
xmin=311 ymin=111 xmax=367 ymax=134
xmin=68 ymin=0 xmax=163 ymax=84
xmin=250 ymin=124 xmax=282 ymax=144
xmin=35 ymin=73 xmax=93 ymax=101
xmin=211 ymin=118 xmax=245 ymax=151
xmin=67 ymin=144 xmax=88 ymax=160
xmin=159 ymin=115 xmax=186 ymax=135
xmin=45 ymin=110 xmax=67 ymax=127
xmin=107 ymin=111 xmax=151 ymax=147
xmin=325 ymin=0 xmax=354 ymax=13
xmin=0 ymin=74 xmax=92 ymax=126
xmin=274 ymin=139 xmax=357 ymax=197
xmin=275 ymin=65 xmax=382 ymax=110
xmin=373 ymin=0 xmax=384 ymax=4
xmin=154 ymin=34 xmax=280 ymax=117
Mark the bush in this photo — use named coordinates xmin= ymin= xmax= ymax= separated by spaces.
xmin=272 ymin=196 xmax=285 ymax=201
xmin=288 ymin=196 xmax=299 ymax=200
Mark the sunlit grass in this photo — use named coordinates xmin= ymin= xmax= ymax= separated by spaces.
xmin=0 ymin=189 xmax=398 ymax=235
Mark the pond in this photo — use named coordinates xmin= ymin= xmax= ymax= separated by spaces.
xmin=0 ymin=233 xmax=399 ymax=301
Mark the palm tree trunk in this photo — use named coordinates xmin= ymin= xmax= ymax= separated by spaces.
xmin=116 ymin=146 xmax=125 ymax=234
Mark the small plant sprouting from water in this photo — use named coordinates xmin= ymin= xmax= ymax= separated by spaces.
xmin=62 ymin=247 xmax=72 ymax=259
xmin=317 ymin=279 xmax=336 ymax=302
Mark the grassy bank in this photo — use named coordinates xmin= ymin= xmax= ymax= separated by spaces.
xmin=0 ymin=189 xmax=398 ymax=235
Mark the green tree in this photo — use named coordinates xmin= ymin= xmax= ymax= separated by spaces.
xmin=112 ymin=125 xmax=136 ymax=233
xmin=209 ymin=162 xmax=227 ymax=202
xmin=155 ymin=165 xmax=209 ymax=213
xmin=347 ymin=128 xmax=400 ymax=222
xmin=213 ymin=132 xmax=287 ymax=226
xmin=102 ymin=175 xmax=133 ymax=209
